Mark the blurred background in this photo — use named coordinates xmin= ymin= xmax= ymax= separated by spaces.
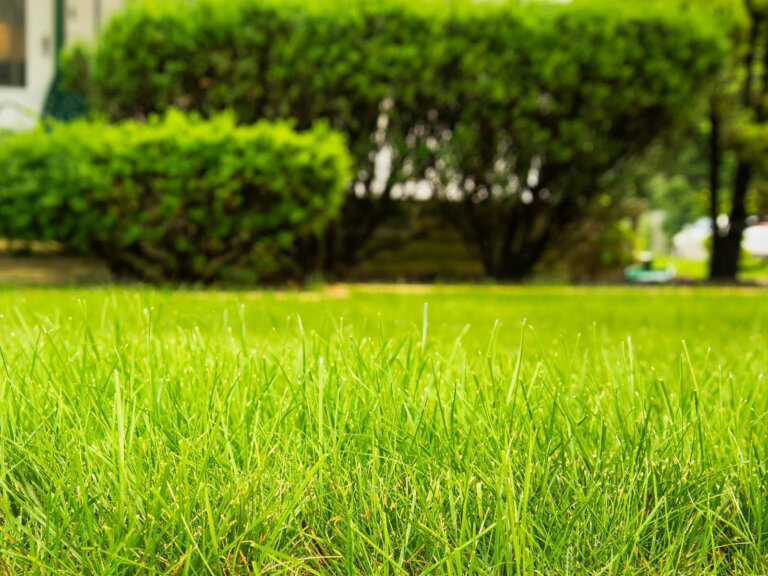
xmin=0 ymin=0 xmax=766 ymax=286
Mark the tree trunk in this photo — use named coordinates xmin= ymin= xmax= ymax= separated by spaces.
xmin=709 ymin=14 xmax=761 ymax=282
xmin=711 ymin=161 xmax=750 ymax=282
xmin=708 ymin=108 xmax=726 ymax=280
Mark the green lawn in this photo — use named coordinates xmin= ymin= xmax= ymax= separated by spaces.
xmin=0 ymin=286 xmax=766 ymax=574
xmin=656 ymin=255 xmax=768 ymax=283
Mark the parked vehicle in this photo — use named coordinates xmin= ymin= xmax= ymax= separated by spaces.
xmin=743 ymin=223 xmax=768 ymax=257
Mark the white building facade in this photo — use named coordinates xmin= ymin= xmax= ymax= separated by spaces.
xmin=0 ymin=0 xmax=123 ymax=128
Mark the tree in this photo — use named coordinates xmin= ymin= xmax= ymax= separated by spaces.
xmin=705 ymin=0 xmax=765 ymax=281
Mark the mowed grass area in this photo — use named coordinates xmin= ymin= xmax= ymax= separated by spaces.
xmin=0 ymin=286 xmax=766 ymax=575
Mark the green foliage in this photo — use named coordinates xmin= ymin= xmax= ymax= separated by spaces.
xmin=537 ymin=196 xmax=639 ymax=281
xmin=660 ymin=0 xmax=768 ymax=279
xmin=648 ymin=175 xmax=710 ymax=241
xmin=727 ymin=115 xmax=768 ymax=170
xmin=43 ymin=43 xmax=92 ymax=122
xmin=65 ymin=0 xmax=729 ymax=278
xmin=0 ymin=112 xmax=351 ymax=282
xmin=59 ymin=41 xmax=92 ymax=98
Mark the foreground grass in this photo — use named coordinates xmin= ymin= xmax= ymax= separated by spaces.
xmin=0 ymin=286 xmax=766 ymax=575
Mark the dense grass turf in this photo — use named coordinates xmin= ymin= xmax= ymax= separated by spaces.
xmin=0 ymin=286 xmax=766 ymax=574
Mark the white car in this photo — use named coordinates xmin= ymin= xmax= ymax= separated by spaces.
xmin=743 ymin=223 xmax=768 ymax=257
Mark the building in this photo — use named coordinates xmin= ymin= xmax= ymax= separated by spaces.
xmin=0 ymin=0 xmax=123 ymax=128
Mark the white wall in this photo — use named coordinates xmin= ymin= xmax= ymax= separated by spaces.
xmin=65 ymin=0 xmax=96 ymax=43
xmin=99 ymin=0 xmax=123 ymax=26
xmin=0 ymin=0 xmax=55 ymax=128
xmin=66 ymin=0 xmax=125 ymax=42
xmin=65 ymin=0 xmax=125 ymax=42
xmin=0 ymin=0 xmax=125 ymax=128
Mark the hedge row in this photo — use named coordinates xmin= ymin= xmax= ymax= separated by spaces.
xmin=0 ymin=112 xmax=351 ymax=282
xmin=66 ymin=0 xmax=729 ymax=278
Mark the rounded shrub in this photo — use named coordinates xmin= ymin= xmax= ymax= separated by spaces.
xmin=0 ymin=112 xmax=351 ymax=283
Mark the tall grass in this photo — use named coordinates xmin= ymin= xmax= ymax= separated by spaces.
xmin=0 ymin=286 xmax=766 ymax=574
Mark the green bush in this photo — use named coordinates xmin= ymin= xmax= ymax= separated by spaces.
xmin=537 ymin=197 xmax=640 ymax=282
xmin=43 ymin=42 xmax=92 ymax=122
xmin=67 ymin=0 xmax=728 ymax=278
xmin=0 ymin=112 xmax=351 ymax=282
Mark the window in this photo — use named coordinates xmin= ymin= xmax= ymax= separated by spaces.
xmin=0 ymin=0 xmax=25 ymax=87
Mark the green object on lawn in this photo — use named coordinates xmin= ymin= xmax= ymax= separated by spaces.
xmin=624 ymin=265 xmax=677 ymax=283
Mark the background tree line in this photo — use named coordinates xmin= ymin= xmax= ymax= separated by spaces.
xmin=636 ymin=0 xmax=768 ymax=280
xmin=7 ymin=0 xmax=761 ymax=283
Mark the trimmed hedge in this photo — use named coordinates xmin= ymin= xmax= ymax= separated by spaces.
xmin=68 ymin=0 xmax=727 ymax=278
xmin=0 ymin=112 xmax=351 ymax=282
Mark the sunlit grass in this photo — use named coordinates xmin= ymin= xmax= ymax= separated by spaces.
xmin=0 ymin=286 xmax=766 ymax=574
xmin=657 ymin=255 xmax=768 ymax=283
